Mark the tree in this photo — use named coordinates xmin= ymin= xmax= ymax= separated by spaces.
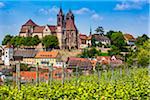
xmin=79 ymin=47 xmax=101 ymax=58
xmin=135 ymin=34 xmax=149 ymax=46
xmin=2 ymin=35 xmax=13 ymax=45
xmin=108 ymin=45 xmax=120 ymax=56
xmin=106 ymin=30 xmax=115 ymax=40
xmin=31 ymin=35 xmax=41 ymax=46
xmin=111 ymin=32 xmax=126 ymax=49
xmin=42 ymin=35 xmax=59 ymax=50
xmin=10 ymin=36 xmax=22 ymax=47
xmin=127 ymin=39 xmax=150 ymax=67
xmin=137 ymin=39 xmax=150 ymax=67
xmin=95 ymin=26 xmax=104 ymax=35
xmin=91 ymin=37 xmax=96 ymax=47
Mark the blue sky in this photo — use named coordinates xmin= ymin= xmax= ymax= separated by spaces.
xmin=0 ymin=0 xmax=149 ymax=43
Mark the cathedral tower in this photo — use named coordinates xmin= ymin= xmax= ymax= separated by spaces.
xmin=57 ymin=8 xmax=64 ymax=28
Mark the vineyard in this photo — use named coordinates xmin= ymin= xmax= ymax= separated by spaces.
xmin=0 ymin=67 xmax=150 ymax=100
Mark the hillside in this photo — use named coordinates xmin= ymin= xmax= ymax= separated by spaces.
xmin=53 ymin=49 xmax=82 ymax=61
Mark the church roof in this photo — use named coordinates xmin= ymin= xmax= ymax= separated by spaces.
xmin=66 ymin=20 xmax=77 ymax=30
xmin=33 ymin=26 xmax=45 ymax=33
xmin=47 ymin=25 xmax=57 ymax=33
xmin=23 ymin=19 xmax=38 ymax=26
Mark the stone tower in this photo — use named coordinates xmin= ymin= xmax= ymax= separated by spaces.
xmin=57 ymin=8 xmax=64 ymax=28
xmin=62 ymin=10 xmax=78 ymax=50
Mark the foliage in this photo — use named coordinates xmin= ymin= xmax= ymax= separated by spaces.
xmin=2 ymin=35 xmax=13 ymax=45
xmin=137 ymin=40 xmax=150 ymax=67
xmin=111 ymin=32 xmax=126 ymax=49
xmin=105 ymin=30 xmax=116 ymax=40
xmin=135 ymin=34 xmax=149 ymax=46
xmin=95 ymin=26 xmax=104 ymax=35
xmin=42 ymin=35 xmax=59 ymax=50
xmin=127 ymin=39 xmax=150 ymax=67
xmin=0 ymin=68 xmax=149 ymax=99
xmin=108 ymin=45 xmax=120 ymax=56
xmin=79 ymin=47 xmax=101 ymax=58
xmin=3 ymin=35 xmax=41 ymax=47
xmin=91 ymin=37 xmax=96 ymax=47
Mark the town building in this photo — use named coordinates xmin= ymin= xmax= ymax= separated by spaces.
xmin=79 ymin=34 xmax=92 ymax=49
xmin=19 ymin=8 xmax=79 ymax=50
xmin=124 ymin=34 xmax=136 ymax=46
xmin=66 ymin=57 xmax=93 ymax=75
xmin=2 ymin=45 xmax=14 ymax=66
xmin=13 ymin=50 xmax=38 ymax=65
xmin=35 ymin=51 xmax=61 ymax=67
xmin=92 ymin=34 xmax=110 ymax=45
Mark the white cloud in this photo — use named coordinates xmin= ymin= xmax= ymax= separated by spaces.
xmin=0 ymin=2 xmax=5 ymax=8
xmin=73 ymin=7 xmax=94 ymax=15
xmin=39 ymin=6 xmax=59 ymax=15
xmin=114 ymin=0 xmax=148 ymax=10
xmin=91 ymin=13 xmax=103 ymax=21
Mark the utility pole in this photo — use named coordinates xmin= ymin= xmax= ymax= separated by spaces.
xmin=62 ymin=63 xmax=65 ymax=86
xmin=16 ymin=61 xmax=21 ymax=90
xmin=36 ymin=63 xmax=39 ymax=86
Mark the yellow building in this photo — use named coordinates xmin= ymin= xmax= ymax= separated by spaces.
xmin=35 ymin=51 xmax=61 ymax=67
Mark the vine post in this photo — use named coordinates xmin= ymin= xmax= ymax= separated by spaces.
xmin=36 ymin=63 xmax=39 ymax=86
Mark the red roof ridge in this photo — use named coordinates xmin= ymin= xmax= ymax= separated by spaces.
xmin=23 ymin=19 xmax=38 ymax=26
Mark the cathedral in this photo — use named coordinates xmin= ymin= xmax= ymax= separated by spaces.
xmin=19 ymin=8 xmax=79 ymax=50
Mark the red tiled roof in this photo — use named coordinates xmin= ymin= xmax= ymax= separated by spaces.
xmin=47 ymin=25 xmax=57 ymax=33
xmin=124 ymin=34 xmax=135 ymax=41
xmin=33 ymin=26 xmax=45 ymax=33
xmin=66 ymin=20 xmax=77 ymax=30
xmin=97 ymin=56 xmax=111 ymax=65
xmin=35 ymin=51 xmax=59 ymax=58
xmin=20 ymin=27 xmax=28 ymax=33
xmin=79 ymin=34 xmax=87 ymax=40
xmin=23 ymin=19 xmax=38 ymax=26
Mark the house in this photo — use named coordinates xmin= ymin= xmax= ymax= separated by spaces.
xmin=110 ymin=56 xmax=123 ymax=67
xmin=35 ymin=51 xmax=61 ymax=67
xmin=96 ymin=56 xmax=123 ymax=68
xmin=67 ymin=57 xmax=93 ymax=74
xmin=19 ymin=8 xmax=79 ymax=50
xmin=79 ymin=34 xmax=88 ymax=49
xmin=79 ymin=34 xmax=92 ymax=49
xmin=13 ymin=50 xmax=38 ymax=65
xmin=2 ymin=45 xmax=14 ymax=66
xmin=97 ymin=56 xmax=111 ymax=65
xmin=92 ymin=34 xmax=110 ymax=45
xmin=124 ymin=34 xmax=136 ymax=46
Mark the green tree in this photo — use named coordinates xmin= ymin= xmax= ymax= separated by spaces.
xmin=111 ymin=32 xmax=126 ymax=49
xmin=137 ymin=40 xmax=150 ymax=67
xmin=135 ymin=34 xmax=149 ymax=46
xmin=95 ymin=26 xmax=104 ymax=35
xmin=2 ymin=35 xmax=13 ymax=45
xmin=31 ymin=35 xmax=41 ymax=46
xmin=108 ymin=45 xmax=120 ymax=56
xmin=79 ymin=47 xmax=101 ymax=58
xmin=10 ymin=36 xmax=22 ymax=47
xmin=106 ymin=30 xmax=116 ymax=40
xmin=42 ymin=35 xmax=59 ymax=50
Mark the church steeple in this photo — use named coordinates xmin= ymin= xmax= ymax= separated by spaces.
xmin=90 ymin=26 xmax=92 ymax=35
xmin=57 ymin=7 xmax=64 ymax=27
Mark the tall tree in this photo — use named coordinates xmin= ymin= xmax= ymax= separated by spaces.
xmin=95 ymin=26 xmax=104 ymax=35
xmin=31 ymin=35 xmax=41 ymax=46
xmin=111 ymin=32 xmax=126 ymax=49
xmin=2 ymin=35 xmax=13 ymax=45
xmin=42 ymin=35 xmax=59 ymax=50
xmin=135 ymin=34 xmax=149 ymax=46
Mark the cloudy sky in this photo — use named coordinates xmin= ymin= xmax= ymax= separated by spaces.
xmin=0 ymin=0 xmax=149 ymax=43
